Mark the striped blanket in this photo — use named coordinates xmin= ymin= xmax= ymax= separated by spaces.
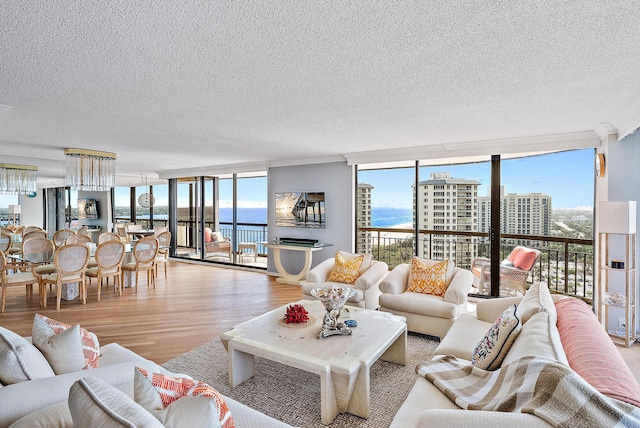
xmin=416 ymin=355 xmax=640 ymax=427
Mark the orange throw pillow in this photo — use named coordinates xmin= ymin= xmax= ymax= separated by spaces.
xmin=407 ymin=258 xmax=449 ymax=296
xmin=327 ymin=252 xmax=363 ymax=285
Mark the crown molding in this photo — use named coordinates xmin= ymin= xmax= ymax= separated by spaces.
xmin=614 ymin=94 xmax=640 ymax=140
xmin=344 ymin=131 xmax=601 ymax=166
xmin=594 ymin=122 xmax=618 ymax=140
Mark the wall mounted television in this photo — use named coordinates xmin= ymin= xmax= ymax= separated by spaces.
xmin=275 ymin=192 xmax=326 ymax=229
xmin=78 ymin=198 xmax=99 ymax=219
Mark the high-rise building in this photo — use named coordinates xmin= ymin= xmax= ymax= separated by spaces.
xmin=357 ymin=183 xmax=374 ymax=253
xmin=415 ymin=172 xmax=480 ymax=267
xmin=478 ymin=188 xmax=552 ymax=245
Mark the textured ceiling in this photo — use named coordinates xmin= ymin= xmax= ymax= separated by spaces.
xmin=1 ymin=1 xmax=640 ymax=186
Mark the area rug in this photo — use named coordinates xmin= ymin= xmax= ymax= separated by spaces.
xmin=162 ymin=333 xmax=439 ymax=427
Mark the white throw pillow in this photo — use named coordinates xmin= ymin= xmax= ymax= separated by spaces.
xmin=69 ymin=377 xmax=163 ymax=427
xmin=0 ymin=326 xmax=54 ymax=385
xmin=32 ymin=316 xmax=86 ymax=374
xmin=517 ymin=282 xmax=557 ymax=324
xmin=471 ymin=304 xmax=522 ymax=371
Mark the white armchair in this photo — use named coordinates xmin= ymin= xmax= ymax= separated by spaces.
xmin=302 ymin=254 xmax=389 ymax=309
xmin=378 ymin=260 xmax=473 ymax=339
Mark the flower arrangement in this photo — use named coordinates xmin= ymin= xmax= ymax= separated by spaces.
xmin=283 ymin=304 xmax=310 ymax=324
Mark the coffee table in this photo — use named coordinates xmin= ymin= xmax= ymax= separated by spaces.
xmin=220 ymin=300 xmax=407 ymax=424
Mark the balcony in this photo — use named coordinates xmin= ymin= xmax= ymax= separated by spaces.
xmin=357 ymin=226 xmax=594 ymax=303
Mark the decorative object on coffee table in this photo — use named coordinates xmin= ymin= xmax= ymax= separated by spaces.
xmin=311 ymin=285 xmax=356 ymax=339
xmin=277 ymin=303 xmax=317 ymax=328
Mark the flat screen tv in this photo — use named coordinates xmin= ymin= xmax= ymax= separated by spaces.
xmin=275 ymin=192 xmax=326 ymax=229
xmin=78 ymin=198 xmax=99 ymax=219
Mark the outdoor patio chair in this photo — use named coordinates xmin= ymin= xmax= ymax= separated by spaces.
xmin=204 ymin=227 xmax=231 ymax=261
xmin=470 ymin=245 xmax=541 ymax=296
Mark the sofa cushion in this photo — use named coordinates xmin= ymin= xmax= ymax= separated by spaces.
xmin=134 ymin=367 xmax=234 ymax=428
xmin=502 ymin=311 xmax=568 ymax=366
xmin=408 ymin=258 xmax=449 ymax=296
xmin=516 ymin=282 xmax=557 ymax=324
xmin=435 ymin=314 xmax=492 ymax=361
xmin=327 ymin=252 xmax=363 ymax=285
xmin=556 ymin=298 xmax=640 ymax=408
xmin=0 ymin=326 xmax=54 ymax=385
xmin=68 ymin=377 xmax=163 ymax=427
xmin=32 ymin=315 xmax=99 ymax=374
xmin=508 ymin=246 xmax=539 ymax=271
xmin=472 ymin=304 xmax=521 ymax=370
xmin=380 ymin=292 xmax=459 ymax=319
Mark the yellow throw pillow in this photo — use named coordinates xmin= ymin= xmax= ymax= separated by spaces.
xmin=327 ymin=252 xmax=364 ymax=285
xmin=407 ymin=258 xmax=449 ymax=296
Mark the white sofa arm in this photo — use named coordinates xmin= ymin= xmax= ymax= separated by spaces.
xmin=443 ymin=268 xmax=473 ymax=305
xmin=379 ymin=263 xmax=409 ymax=294
xmin=416 ymin=409 xmax=552 ymax=427
xmin=305 ymin=258 xmax=335 ymax=283
xmin=354 ymin=261 xmax=388 ymax=291
xmin=475 ymin=296 xmax=523 ymax=323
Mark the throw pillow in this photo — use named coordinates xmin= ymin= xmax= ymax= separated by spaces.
xmin=134 ymin=367 xmax=234 ymax=428
xmin=32 ymin=314 xmax=100 ymax=374
xmin=472 ymin=304 xmax=522 ymax=370
xmin=327 ymin=252 xmax=364 ymax=285
xmin=337 ymin=251 xmax=373 ymax=275
xmin=0 ymin=326 xmax=54 ymax=385
xmin=556 ymin=298 xmax=640 ymax=408
xmin=509 ymin=246 xmax=539 ymax=271
xmin=407 ymin=258 xmax=449 ymax=296
xmin=69 ymin=377 xmax=163 ymax=427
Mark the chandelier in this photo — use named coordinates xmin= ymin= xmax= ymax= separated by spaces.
xmin=64 ymin=148 xmax=116 ymax=191
xmin=0 ymin=163 xmax=38 ymax=195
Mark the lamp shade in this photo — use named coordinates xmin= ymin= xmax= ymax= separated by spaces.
xmin=8 ymin=205 xmax=20 ymax=215
xmin=598 ymin=201 xmax=637 ymax=234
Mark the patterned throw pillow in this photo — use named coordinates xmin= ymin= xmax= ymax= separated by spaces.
xmin=472 ymin=304 xmax=522 ymax=370
xmin=326 ymin=252 xmax=364 ymax=285
xmin=407 ymin=258 xmax=449 ymax=296
xmin=31 ymin=314 xmax=100 ymax=374
xmin=134 ymin=367 xmax=234 ymax=428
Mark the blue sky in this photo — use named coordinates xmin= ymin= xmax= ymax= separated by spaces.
xmin=359 ymin=149 xmax=595 ymax=210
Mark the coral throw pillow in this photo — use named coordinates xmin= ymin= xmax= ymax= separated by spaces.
xmin=407 ymin=258 xmax=449 ymax=296
xmin=509 ymin=246 xmax=539 ymax=271
xmin=327 ymin=252 xmax=364 ymax=285
xmin=472 ymin=304 xmax=521 ymax=370
xmin=556 ymin=298 xmax=640 ymax=408
xmin=134 ymin=367 xmax=234 ymax=428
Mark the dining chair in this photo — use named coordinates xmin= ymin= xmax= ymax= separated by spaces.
xmin=52 ymin=228 xmax=76 ymax=248
xmin=0 ymin=250 xmax=39 ymax=313
xmin=153 ymin=226 xmax=168 ymax=236
xmin=98 ymin=232 xmax=121 ymax=244
xmin=0 ymin=231 xmax=19 ymax=272
xmin=155 ymin=231 xmax=171 ymax=280
xmin=77 ymin=225 xmax=88 ymax=236
xmin=121 ymin=236 xmax=159 ymax=291
xmin=116 ymin=225 xmax=130 ymax=243
xmin=66 ymin=234 xmax=92 ymax=245
xmin=21 ymin=237 xmax=56 ymax=305
xmin=86 ymin=240 xmax=125 ymax=300
xmin=22 ymin=230 xmax=47 ymax=242
xmin=42 ymin=244 xmax=90 ymax=310
xmin=22 ymin=226 xmax=46 ymax=236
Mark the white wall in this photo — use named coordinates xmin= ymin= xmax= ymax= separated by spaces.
xmin=20 ymin=192 xmax=44 ymax=229
xmin=267 ymin=162 xmax=355 ymax=276
xmin=607 ymin=131 xmax=640 ymax=333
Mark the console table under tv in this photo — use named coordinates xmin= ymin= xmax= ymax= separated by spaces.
xmin=265 ymin=240 xmax=333 ymax=285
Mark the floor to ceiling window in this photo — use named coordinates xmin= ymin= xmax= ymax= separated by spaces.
xmin=356 ymin=149 xmax=595 ymax=300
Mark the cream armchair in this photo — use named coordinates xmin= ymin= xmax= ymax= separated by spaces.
xmin=378 ymin=261 xmax=473 ymax=339
xmin=302 ymin=255 xmax=389 ymax=309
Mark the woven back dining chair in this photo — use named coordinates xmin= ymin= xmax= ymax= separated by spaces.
xmin=42 ymin=243 xmax=90 ymax=310
xmin=121 ymin=236 xmax=159 ymax=291
xmin=86 ymin=240 xmax=125 ymax=300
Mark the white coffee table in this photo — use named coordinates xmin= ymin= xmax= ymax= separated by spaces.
xmin=220 ymin=300 xmax=407 ymax=425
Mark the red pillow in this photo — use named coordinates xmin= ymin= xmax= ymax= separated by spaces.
xmin=509 ymin=247 xmax=538 ymax=271
xmin=556 ymin=298 xmax=640 ymax=407
xmin=204 ymin=228 xmax=212 ymax=243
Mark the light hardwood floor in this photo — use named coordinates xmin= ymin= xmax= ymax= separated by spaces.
xmin=2 ymin=259 xmax=639 ymax=381
xmin=0 ymin=260 xmax=302 ymax=364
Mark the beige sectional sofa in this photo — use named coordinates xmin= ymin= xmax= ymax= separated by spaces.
xmin=0 ymin=330 xmax=291 ymax=427
xmin=390 ymin=283 xmax=640 ymax=427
